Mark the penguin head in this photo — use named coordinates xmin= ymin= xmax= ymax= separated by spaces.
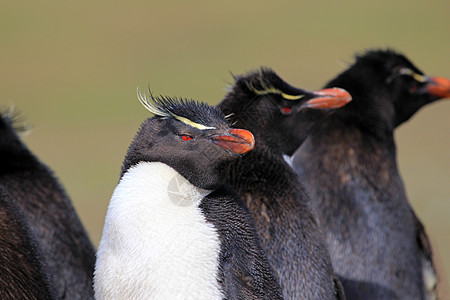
xmin=121 ymin=92 xmax=255 ymax=190
xmin=219 ymin=68 xmax=351 ymax=155
xmin=326 ymin=49 xmax=450 ymax=127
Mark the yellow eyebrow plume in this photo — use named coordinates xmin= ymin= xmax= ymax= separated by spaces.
xmin=246 ymin=81 xmax=304 ymax=101
xmin=412 ymin=73 xmax=427 ymax=83
xmin=399 ymin=68 xmax=427 ymax=83
xmin=280 ymin=93 xmax=304 ymax=100
xmin=137 ymin=88 xmax=215 ymax=130
xmin=172 ymin=115 xmax=216 ymax=130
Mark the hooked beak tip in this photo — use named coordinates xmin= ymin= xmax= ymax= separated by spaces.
xmin=426 ymin=76 xmax=450 ymax=99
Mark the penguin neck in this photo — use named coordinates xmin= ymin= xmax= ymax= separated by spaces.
xmin=94 ymin=161 xmax=224 ymax=300
xmin=226 ymin=145 xmax=297 ymax=199
xmin=124 ymin=161 xmax=212 ymax=207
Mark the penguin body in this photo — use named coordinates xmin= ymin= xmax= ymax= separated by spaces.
xmin=96 ymin=161 xmax=223 ymax=299
xmin=94 ymin=94 xmax=283 ymax=300
xmin=292 ymin=49 xmax=450 ymax=299
xmin=201 ymin=185 xmax=284 ymax=299
xmin=218 ymin=68 xmax=351 ymax=299
xmin=0 ymin=186 xmax=57 ymax=300
xmin=0 ymin=111 xmax=96 ymax=299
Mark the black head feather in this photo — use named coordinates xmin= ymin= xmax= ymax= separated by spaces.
xmin=0 ymin=107 xmax=32 ymax=136
xmin=355 ymin=49 xmax=423 ymax=76
xmin=324 ymin=48 xmax=446 ymax=129
xmin=0 ymin=108 xmax=38 ymax=174
xmin=228 ymin=67 xmax=310 ymax=100
xmin=219 ymin=68 xmax=327 ymax=155
xmin=220 ymin=68 xmax=312 ymax=128
xmin=138 ymin=90 xmax=228 ymax=130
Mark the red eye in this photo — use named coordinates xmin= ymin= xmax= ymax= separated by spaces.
xmin=282 ymin=107 xmax=292 ymax=114
xmin=180 ymin=135 xmax=193 ymax=141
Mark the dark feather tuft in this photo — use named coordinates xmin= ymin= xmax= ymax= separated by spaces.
xmin=353 ymin=48 xmax=423 ymax=76
xmin=137 ymin=88 xmax=227 ymax=129
xmin=1 ymin=106 xmax=33 ymax=136
xmin=232 ymin=67 xmax=309 ymax=99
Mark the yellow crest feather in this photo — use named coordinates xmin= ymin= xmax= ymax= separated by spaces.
xmin=246 ymin=81 xmax=304 ymax=101
xmin=137 ymin=88 xmax=216 ymax=130
xmin=137 ymin=88 xmax=170 ymax=117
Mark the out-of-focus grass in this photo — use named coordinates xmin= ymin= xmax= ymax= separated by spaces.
xmin=1 ymin=0 xmax=449 ymax=294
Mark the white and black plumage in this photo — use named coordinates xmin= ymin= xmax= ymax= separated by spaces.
xmin=218 ymin=68 xmax=351 ymax=300
xmin=0 ymin=186 xmax=57 ymax=300
xmin=0 ymin=111 xmax=96 ymax=299
xmin=94 ymin=92 xmax=283 ymax=300
xmin=291 ymin=49 xmax=450 ymax=299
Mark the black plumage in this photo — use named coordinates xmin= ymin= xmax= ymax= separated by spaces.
xmin=0 ymin=186 xmax=57 ymax=300
xmin=218 ymin=68 xmax=350 ymax=300
xmin=202 ymin=186 xmax=284 ymax=299
xmin=292 ymin=49 xmax=450 ymax=299
xmin=96 ymin=94 xmax=283 ymax=299
xmin=0 ymin=111 xmax=96 ymax=299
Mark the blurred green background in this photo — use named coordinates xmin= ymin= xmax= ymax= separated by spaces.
xmin=1 ymin=0 xmax=449 ymax=294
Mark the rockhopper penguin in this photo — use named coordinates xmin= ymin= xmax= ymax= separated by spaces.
xmin=0 ymin=110 xmax=96 ymax=299
xmin=94 ymin=91 xmax=284 ymax=299
xmin=218 ymin=68 xmax=351 ymax=300
xmin=291 ymin=49 xmax=450 ymax=300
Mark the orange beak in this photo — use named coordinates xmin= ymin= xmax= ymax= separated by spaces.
xmin=426 ymin=76 xmax=450 ymax=99
xmin=210 ymin=128 xmax=255 ymax=155
xmin=303 ymin=88 xmax=352 ymax=109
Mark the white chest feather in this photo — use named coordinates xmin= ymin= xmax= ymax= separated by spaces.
xmin=94 ymin=162 xmax=223 ymax=300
